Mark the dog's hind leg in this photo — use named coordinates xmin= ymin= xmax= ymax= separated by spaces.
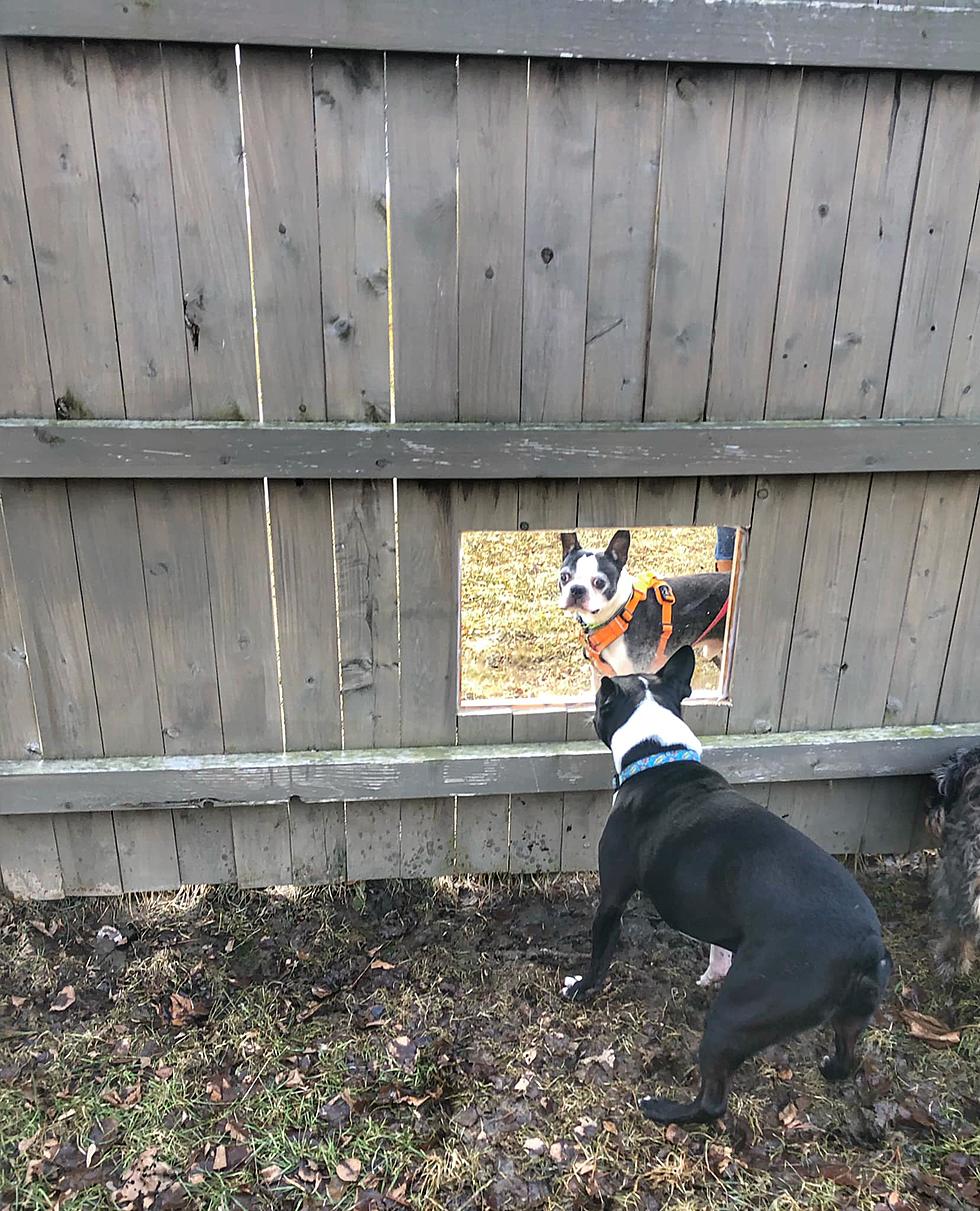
xmin=640 ymin=952 xmax=826 ymax=1125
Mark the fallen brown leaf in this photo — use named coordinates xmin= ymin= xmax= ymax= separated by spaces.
xmin=900 ymin=1010 xmax=961 ymax=1048
xmin=259 ymin=1164 xmax=284 ymax=1184
xmin=105 ymin=1083 xmax=142 ymax=1109
xmin=778 ymin=1102 xmax=799 ymax=1127
xmin=49 ymin=986 xmax=76 ymax=1013
xmin=10 ymin=996 xmax=27 ymax=1009
xmin=337 ymin=1157 xmax=362 ymax=1183
xmin=169 ymin=992 xmax=210 ymax=1028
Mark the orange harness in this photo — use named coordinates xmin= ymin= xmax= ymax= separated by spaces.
xmin=580 ymin=574 xmax=729 ymax=678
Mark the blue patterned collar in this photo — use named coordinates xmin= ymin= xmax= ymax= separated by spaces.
xmin=614 ymin=748 xmax=701 ymax=789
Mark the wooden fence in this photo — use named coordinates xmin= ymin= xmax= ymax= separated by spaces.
xmin=1 ymin=1 xmax=980 ymax=897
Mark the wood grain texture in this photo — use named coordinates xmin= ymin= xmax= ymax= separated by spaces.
xmin=163 ymin=44 xmax=256 ymax=420
xmin=458 ymin=57 xmax=528 ymax=422
xmin=645 ymin=65 xmax=733 ymax=422
xmin=240 ymin=47 xmax=325 ymax=423
xmin=86 ymin=42 xmax=192 ymax=419
xmin=521 ymin=60 xmax=597 ymax=423
xmin=387 ymin=54 xmax=458 ymax=422
xmin=314 ymin=51 xmax=389 ymax=423
xmin=884 ymin=76 xmax=980 ymax=418
xmin=0 ymin=44 xmax=51 ymax=416
xmin=824 ymin=73 xmax=929 ymax=419
xmin=7 ymin=723 xmax=980 ymax=814
xmin=7 ymin=39 xmax=123 ymax=416
xmin=886 ymin=474 xmax=980 ymax=727
xmin=766 ymin=70 xmax=867 ymax=419
xmin=8 ymin=417 xmax=980 ymax=478
xmin=456 ymin=711 xmax=511 ymax=874
xmin=5 ymin=2 xmax=980 ymax=72
xmin=0 ymin=501 xmax=59 ymax=898
xmin=937 ymin=501 xmax=980 ymax=723
xmin=941 ymin=199 xmax=980 ymax=419
xmin=582 ymin=62 xmax=664 ymax=422
xmin=706 ymin=67 xmax=800 ymax=422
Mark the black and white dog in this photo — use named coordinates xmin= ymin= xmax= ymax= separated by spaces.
xmin=562 ymin=647 xmax=891 ymax=1126
xmin=557 ymin=530 xmax=730 ymax=675
xmin=559 ymin=529 xmax=733 ymax=988
xmin=925 ymin=746 xmax=980 ymax=978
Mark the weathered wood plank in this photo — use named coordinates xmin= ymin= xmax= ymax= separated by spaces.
xmin=706 ymin=67 xmax=800 ymax=422
xmin=458 ymin=57 xmax=528 ymax=422
xmin=314 ymin=50 xmax=389 ymax=423
xmin=7 ymin=40 xmax=123 ymax=416
xmin=86 ymin=41 xmax=192 ymax=419
xmin=6 ymin=417 xmax=980 ymax=478
xmin=163 ymin=44 xmax=256 ymax=420
xmin=5 ymin=723 xmax=980 ymax=814
xmin=510 ymin=713 xmax=565 ymax=875
xmin=456 ymin=711 xmax=511 ymax=875
xmin=5 ymin=2 xmax=980 ymax=73
xmin=941 ymin=196 xmax=980 ymax=419
xmin=521 ymin=60 xmax=597 ymax=423
xmin=766 ymin=69 xmax=867 ymax=419
xmin=289 ymin=800 xmax=346 ymax=884
xmin=115 ymin=809 xmax=181 ymax=892
xmin=885 ymin=76 xmax=980 ymax=418
xmin=887 ymin=473 xmax=980 ymax=726
xmin=825 ymin=73 xmax=930 ymax=419
xmin=240 ymin=47 xmax=325 ymax=423
xmin=387 ymin=53 xmax=458 ymax=875
xmin=387 ymin=54 xmax=457 ymax=423
xmin=645 ymin=64 xmax=733 ymax=422
xmin=0 ymin=503 xmax=59 ymax=898
xmin=583 ymin=62 xmax=663 ymax=423
xmin=0 ymin=44 xmax=51 ymax=416
xmin=937 ymin=499 xmax=980 ymax=723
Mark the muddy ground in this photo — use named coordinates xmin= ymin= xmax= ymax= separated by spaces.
xmin=1 ymin=861 xmax=978 ymax=1210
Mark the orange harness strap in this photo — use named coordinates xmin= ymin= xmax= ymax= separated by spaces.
xmin=581 ymin=575 xmax=674 ymax=677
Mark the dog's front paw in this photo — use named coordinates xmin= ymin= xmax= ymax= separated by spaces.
xmin=561 ymin=974 xmax=590 ymax=1002
xmin=697 ymin=946 xmax=732 ymax=989
xmin=819 ymin=1054 xmax=852 ymax=1082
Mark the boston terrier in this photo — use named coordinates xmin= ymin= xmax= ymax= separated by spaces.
xmin=559 ymin=528 xmax=734 ymax=988
xmin=562 ymin=646 xmax=891 ymax=1126
xmin=557 ymin=529 xmax=730 ymax=677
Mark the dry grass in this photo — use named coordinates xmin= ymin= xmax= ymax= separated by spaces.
xmin=460 ymin=527 xmax=720 ymax=703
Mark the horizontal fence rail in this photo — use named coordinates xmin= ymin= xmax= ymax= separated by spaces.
xmin=3 ymin=0 xmax=979 ymax=72
xmin=2 ymin=724 xmax=976 ymax=814
xmin=3 ymin=418 xmax=980 ymax=479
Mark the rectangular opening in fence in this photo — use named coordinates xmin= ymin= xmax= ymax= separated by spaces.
xmin=459 ymin=525 xmax=745 ymax=710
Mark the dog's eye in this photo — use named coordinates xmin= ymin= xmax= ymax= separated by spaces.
xmin=559 ymin=570 xmax=571 ymax=585
xmin=592 ymin=578 xmax=606 ymax=591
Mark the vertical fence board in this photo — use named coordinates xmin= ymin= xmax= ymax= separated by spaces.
xmin=164 ymin=44 xmax=257 ymax=418
xmin=938 ymin=505 xmax=980 ymax=723
xmin=0 ymin=45 xmax=51 ymax=415
xmin=511 ymin=712 xmax=565 ymax=875
xmin=240 ymin=47 xmax=325 ymax=422
xmin=200 ymin=482 xmax=288 ymax=886
xmin=70 ymin=480 xmax=180 ymax=891
xmin=583 ymin=62 xmax=664 ymax=423
xmin=0 ymin=504 xmax=60 ymax=898
xmin=766 ymin=70 xmax=867 ymax=418
xmin=2 ymin=480 xmax=121 ymax=893
xmin=458 ymin=56 xmax=528 ymax=422
xmin=7 ymin=40 xmax=123 ymax=413
xmin=885 ymin=76 xmax=980 ymax=417
xmin=645 ymin=64 xmax=733 ymax=422
xmin=941 ymin=199 xmax=980 ymax=418
xmin=521 ymin=60 xmax=597 ymax=423
xmin=86 ymin=42 xmax=192 ymax=418
xmin=456 ymin=711 xmax=512 ymax=875
xmin=706 ymin=67 xmax=799 ymax=422
xmin=387 ymin=53 xmax=459 ymax=876
xmin=825 ymin=73 xmax=929 ymax=418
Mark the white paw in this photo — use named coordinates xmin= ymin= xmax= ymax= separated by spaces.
xmin=697 ymin=946 xmax=733 ymax=988
xmin=561 ymin=974 xmax=584 ymax=1000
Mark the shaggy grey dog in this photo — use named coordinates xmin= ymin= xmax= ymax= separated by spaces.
xmin=926 ymin=746 xmax=980 ymax=977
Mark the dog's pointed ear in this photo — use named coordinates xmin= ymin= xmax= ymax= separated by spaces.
xmin=605 ymin=529 xmax=630 ymax=568
xmin=597 ymin=675 xmax=618 ymax=702
xmin=560 ymin=531 xmax=581 ymax=558
xmin=658 ymin=645 xmax=696 ymax=697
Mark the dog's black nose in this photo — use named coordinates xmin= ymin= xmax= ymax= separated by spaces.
xmin=569 ymin=583 xmax=586 ymax=601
